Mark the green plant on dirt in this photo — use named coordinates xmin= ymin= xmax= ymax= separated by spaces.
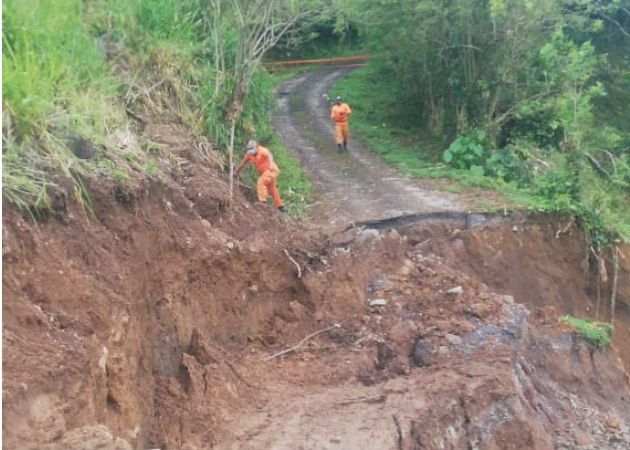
xmin=559 ymin=315 xmax=613 ymax=349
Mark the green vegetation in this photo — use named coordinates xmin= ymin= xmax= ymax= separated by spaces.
xmin=3 ymin=0 xmax=125 ymax=214
xmin=2 ymin=0 xmax=208 ymax=215
xmin=2 ymin=0 xmax=313 ymax=217
xmin=560 ymin=315 xmax=613 ymax=348
xmin=330 ymin=0 xmax=630 ymax=244
xmin=3 ymin=0 xmax=628 ymax=231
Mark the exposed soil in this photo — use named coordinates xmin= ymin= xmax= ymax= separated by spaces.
xmin=3 ymin=72 xmax=630 ymax=450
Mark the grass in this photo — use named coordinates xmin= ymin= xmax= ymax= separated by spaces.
xmin=559 ymin=315 xmax=613 ymax=349
xmin=267 ymin=134 xmax=312 ymax=217
xmin=2 ymin=0 xmax=128 ymax=213
xmin=2 ymin=0 xmax=219 ymax=217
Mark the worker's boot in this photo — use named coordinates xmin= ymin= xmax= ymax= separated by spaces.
xmin=337 ymin=144 xmax=342 ymax=152
xmin=277 ymin=205 xmax=286 ymax=212
xmin=343 ymin=141 xmax=348 ymax=151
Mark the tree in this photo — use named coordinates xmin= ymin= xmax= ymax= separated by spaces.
xmin=202 ymin=0 xmax=319 ymax=198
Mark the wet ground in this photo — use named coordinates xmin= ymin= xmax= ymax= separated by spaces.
xmin=273 ymin=69 xmax=462 ymax=231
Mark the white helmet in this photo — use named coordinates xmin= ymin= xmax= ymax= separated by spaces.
xmin=247 ymin=140 xmax=257 ymax=149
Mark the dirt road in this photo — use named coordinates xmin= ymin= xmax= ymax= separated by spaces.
xmin=273 ymin=69 xmax=462 ymax=229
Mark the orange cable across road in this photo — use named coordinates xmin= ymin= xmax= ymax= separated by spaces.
xmin=263 ymin=54 xmax=369 ymax=66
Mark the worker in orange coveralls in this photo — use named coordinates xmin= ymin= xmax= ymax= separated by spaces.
xmin=330 ymin=96 xmax=352 ymax=152
xmin=234 ymin=140 xmax=286 ymax=212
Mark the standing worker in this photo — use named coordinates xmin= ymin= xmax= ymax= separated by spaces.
xmin=330 ymin=96 xmax=352 ymax=152
xmin=234 ymin=140 xmax=286 ymax=212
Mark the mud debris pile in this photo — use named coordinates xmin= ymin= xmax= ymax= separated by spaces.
xmin=3 ymin=168 xmax=629 ymax=449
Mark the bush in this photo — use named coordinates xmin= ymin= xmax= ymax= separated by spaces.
xmin=484 ymin=146 xmax=531 ymax=184
xmin=443 ymin=129 xmax=486 ymax=171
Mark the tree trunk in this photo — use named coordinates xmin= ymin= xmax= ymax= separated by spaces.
xmin=213 ymin=0 xmax=225 ymax=96
xmin=427 ymin=79 xmax=441 ymax=136
xmin=456 ymin=103 xmax=468 ymax=134
xmin=610 ymin=246 xmax=619 ymax=326
xmin=226 ymin=77 xmax=247 ymax=199
xmin=228 ymin=116 xmax=236 ymax=200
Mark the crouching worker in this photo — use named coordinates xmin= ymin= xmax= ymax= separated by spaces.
xmin=234 ymin=140 xmax=286 ymax=212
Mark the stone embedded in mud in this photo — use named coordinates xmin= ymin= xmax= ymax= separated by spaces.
xmin=375 ymin=342 xmax=396 ymax=370
xmin=60 ymin=425 xmax=132 ymax=450
xmin=412 ymin=338 xmax=434 ymax=367
xmin=389 ymin=320 xmax=418 ymax=356
xmin=466 ymin=302 xmax=494 ymax=319
xmin=356 ymin=228 xmax=380 ymax=241
xmin=98 ymin=346 xmax=108 ymax=373
xmin=446 ymin=333 xmax=463 ymax=345
xmin=397 ymin=258 xmax=416 ymax=276
xmin=368 ymin=298 xmax=388 ymax=307
xmin=447 ymin=286 xmax=463 ymax=296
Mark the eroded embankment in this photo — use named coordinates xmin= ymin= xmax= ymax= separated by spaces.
xmin=2 ymin=154 xmax=326 ymax=449
xmin=2 ymin=166 xmax=629 ymax=450
xmin=214 ymin=215 xmax=630 ymax=450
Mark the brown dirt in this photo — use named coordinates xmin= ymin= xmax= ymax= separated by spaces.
xmin=3 ymin=108 xmax=630 ymax=450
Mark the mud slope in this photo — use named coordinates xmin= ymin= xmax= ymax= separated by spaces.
xmin=4 ymin=165 xmax=630 ymax=450
xmin=214 ymin=218 xmax=630 ymax=450
xmin=273 ymin=69 xmax=462 ymax=230
xmin=1 ymin=124 xmax=325 ymax=449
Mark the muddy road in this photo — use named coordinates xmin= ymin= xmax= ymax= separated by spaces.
xmin=273 ymin=69 xmax=462 ymax=230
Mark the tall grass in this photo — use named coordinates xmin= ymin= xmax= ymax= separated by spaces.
xmin=2 ymin=0 xmax=126 ymax=212
xmin=2 ymin=0 xmax=210 ymax=214
xmin=2 ymin=0 xmax=312 ymax=217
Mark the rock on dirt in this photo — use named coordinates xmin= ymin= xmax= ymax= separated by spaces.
xmin=3 ymin=139 xmax=629 ymax=450
xmin=368 ymin=298 xmax=388 ymax=307
xmin=412 ymin=338 xmax=434 ymax=367
xmin=447 ymin=286 xmax=463 ymax=295
xmin=445 ymin=333 xmax=463 ymax=345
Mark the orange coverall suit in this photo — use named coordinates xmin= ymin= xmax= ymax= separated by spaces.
xmin=239 ymin=146 xmax=284 ymax=208
xmin=330 ymin=103 xmax=352 ymax=145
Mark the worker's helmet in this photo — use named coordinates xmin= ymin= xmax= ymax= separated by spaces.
xmin=335 ymin=96 xmax=342 ymax=103
xmin=247 ymin=140 xmax=257 ymax=149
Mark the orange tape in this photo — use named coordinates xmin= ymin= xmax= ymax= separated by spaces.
xmin=263 ymin=54 xmax=369 ymax=66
